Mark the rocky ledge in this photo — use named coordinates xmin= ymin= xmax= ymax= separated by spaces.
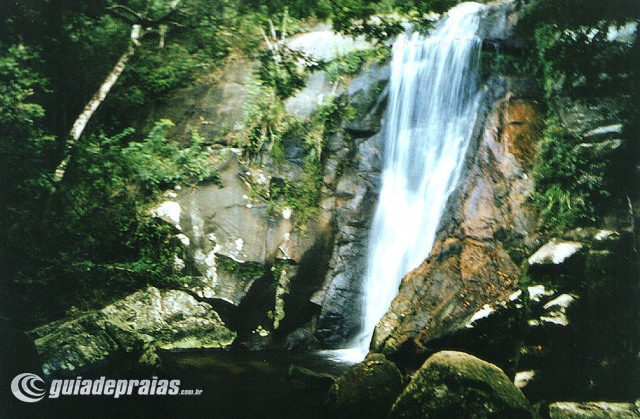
xmin=28 ymin=287 xmax=235 ymax=379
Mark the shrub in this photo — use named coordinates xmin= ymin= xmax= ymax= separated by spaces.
xmin=123 ymin=119 xmax=221 ymax=192
xmin=532 ymin=119 xmax=610 ymax=231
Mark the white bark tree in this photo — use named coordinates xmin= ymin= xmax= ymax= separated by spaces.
xmin=53 ymin=0 xmax=184 ymax=183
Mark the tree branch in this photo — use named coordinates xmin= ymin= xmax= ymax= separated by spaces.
xmin=53 ymin=0 xmax=186 ymax=184
xmin=106 ymin=5 xmax=145 ymax=25
xmin=106 ymin=4 xmax=181 ymax=26
xmin=53 ymin=25 xmax=143 ymax=183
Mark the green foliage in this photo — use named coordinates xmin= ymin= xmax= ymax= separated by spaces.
xmin=532 ymin=119 xmax=610 ymax=232
xmin=322 ymin=46 xmax=391 ymax=83
xmin=267 ymin=259 xmax=293 ymax=329
xmin=241 ymin=83 xmax=295 ymax=162
xmin=329 ymin=0 xmax=462 ymax=43
xmin=330 ymin=0 xmax=403 ymax=44
xmin=1 ymin=116 xmax=221 ymax=324
xmin=518 ymin=0 xmax=640 ymax=35
xmin=240 ymin=58 xmax=354 ymax=226
xmin=513 ymin=1 xmax=639 ymax=234
xmin=535 ymin=23 xmax=627 ymax=100
xmin=128 ymin=45 xmax=199 ymax=95
xmin=242 ymin=16 xmax=320 ymax=159
xmin=268 ymin=96 xmax=353 ymax=224
xmin=216 ymin=256 xmax=266 ymax=279
xmin=0 ymin=1 xmax=235 ymax=322
xmin=42 ymin=11 xmax=130 ymax=138
xmin=60 ymin=121 xmax=219 ymax=287
xmin=256 ymin=48 xmax=311 ymax=100
xmin=0 ymin=45 xmax=47 ymax=124
xmin=0 ymin=43 xmax=58 ymax=323
xmin=254 ymin=12 xmax=318 ymax=101
xmin=113 ymin=37 xmax=226 ymax=117
xmin=0 ymin=43 xmax=56 ymax=183
xmin=123 ymin=119 xmax=221 ymax=192
xmin=238 ymin=0 xmax=331 ymax=19
xmin=268 ymin=159 xmax=323 ymax=224
xmin=518 ymin=2 xmax=638 ymax=102
xmin=306 ymin=94 xmax=354 ymax=151
xmin=480 ymin=49 xmax=539 ymax=82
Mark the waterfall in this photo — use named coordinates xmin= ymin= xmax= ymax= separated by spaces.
xmin=351 ymin=2 xmax=488 ymax=358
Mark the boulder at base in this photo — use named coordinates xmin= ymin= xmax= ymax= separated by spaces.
xmin=325 ymin=353 xmax=404 ymax=419
xmin=389 ymin=351 xmax=540 ymax=419
xmin=29 ymin=287 xmax=236 ymax=378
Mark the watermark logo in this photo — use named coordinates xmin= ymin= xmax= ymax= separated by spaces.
xmin=11 ymin=374 xmax=202 ymax=402
xmin=11 ymin=373 xmax=47 ymax=403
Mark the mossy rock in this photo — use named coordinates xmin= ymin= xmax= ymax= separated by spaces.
xmin=389 ymin=351 xmax=540 ymax=419
xmin=326 ymin=353 xmax=404 ymax=419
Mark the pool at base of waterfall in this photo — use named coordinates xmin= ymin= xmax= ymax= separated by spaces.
xmin=21 ymin=350 xmax=354 ymax=419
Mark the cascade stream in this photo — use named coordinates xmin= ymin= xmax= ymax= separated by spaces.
xmin=351 ymin=2 xmax=488 ymax=358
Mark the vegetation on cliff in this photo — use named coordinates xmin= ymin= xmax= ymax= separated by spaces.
xmin=0 ymin=0 xmax=449 ymax=327
xmin=0 ymin=0 xmax=319 ymax=326
xmin=517 ymin=0 xmax=639 ymax=232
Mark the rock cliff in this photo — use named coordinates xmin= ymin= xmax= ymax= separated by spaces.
xmin=371 ymin=80 xmax=543 ymax=358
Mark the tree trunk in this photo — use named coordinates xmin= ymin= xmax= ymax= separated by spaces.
xmin=53 ymin=25 xmax=142 ymax=183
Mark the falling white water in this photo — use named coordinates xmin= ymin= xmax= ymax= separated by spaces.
xmin=350 ymin=2 xmax=488 ymax=358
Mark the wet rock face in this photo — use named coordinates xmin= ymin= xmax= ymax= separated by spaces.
xmin=138 ymin=28 xmax=385 ymax=350
xmin=177 ymin=154 xmax=273 ymax=301
xmin=312 ymin=132 xmax=385 ymax=347
xmin=343 ymin=64 xmax=389 ymax=137
xmin=149 ymin=150 xmax=329 ymax=350
xmin=371 ymin=89 xmax=542 ymax=358
xmin=174 ymin=156 xmax=335 ymax=349
xmin=389 ymin=351 xmax=540 ymax=419
xmin=312 ymin=160 xmax=380 ymax=346
xmin=310 ymin=65 xmax=389 ymax=347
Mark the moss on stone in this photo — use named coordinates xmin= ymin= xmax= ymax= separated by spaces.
xmin=326 ymin=353 xmax=404 ymax=419
xmin=390 ymin=351 xmax=540 ymax=419
xmin=215 ymin=255 xmax=265 ymax=279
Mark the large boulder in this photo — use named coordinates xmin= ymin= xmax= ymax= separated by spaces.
xmin=29 ymin=287 xmax=236 ymax=379
xmin=389 ymin=351 xmax=540 ymax=419
xmin=326 ymin=353 xmax=404 ymax=419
